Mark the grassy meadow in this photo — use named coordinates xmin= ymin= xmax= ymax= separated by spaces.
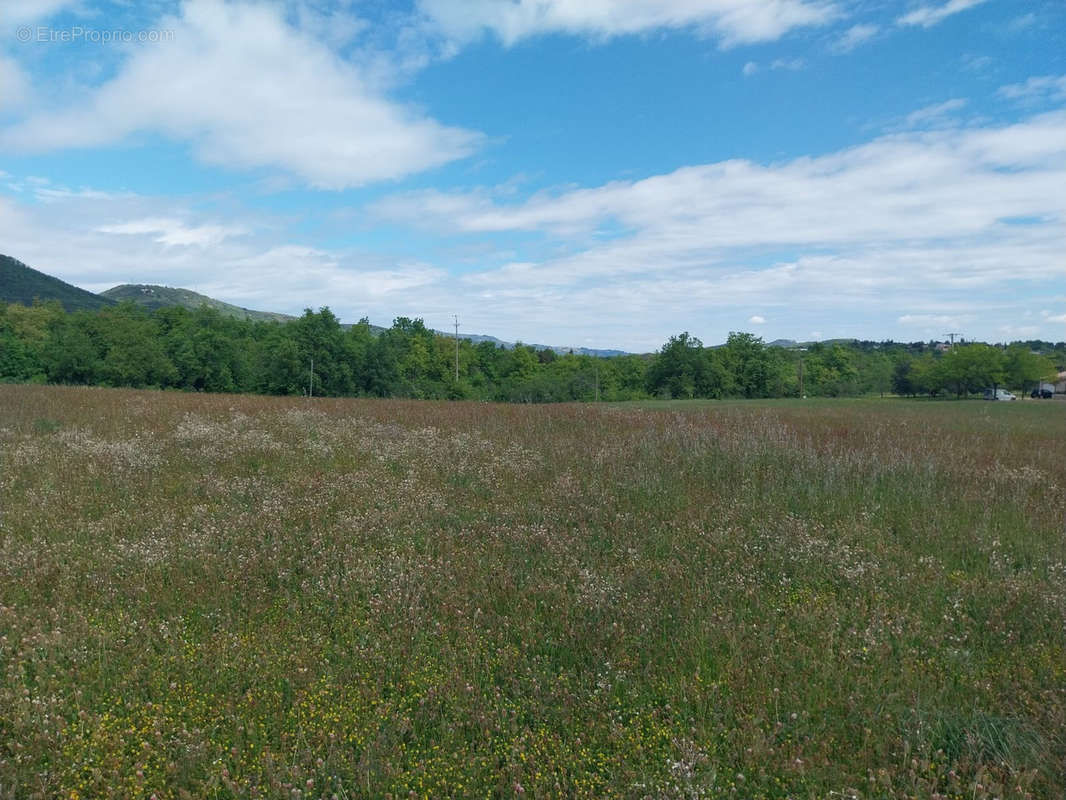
xmin=1 ymin=385 xmax=1064 ymax=799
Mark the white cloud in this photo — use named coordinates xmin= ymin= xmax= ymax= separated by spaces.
xmin=749 ymin=315 xmax=766 ymax=324
xmin=0 ymin=0 xmax=77 ymax=26
xmin=831 ymin=23 xmax=878 ymax=53
xmin=998 ymin=75 xmax=1066 ymax=103
xmin=898 ymin=313 xmax=973 ymax=327
xmin=742 ymin=58 xmax=805 ymax=78
xmin=0 ymin=189 xmax=451 ymax=329
xmin=290 ymin=2 xmax=371 ymax=49
xmin=1008 ymin=13 xmax=1036 ymax=32
xmin=35 ymin=187 xmax=125 ymax=202
xmin=373 ymin=110 xmax=1066 ymax=253
xmin=20 ymin=177 xmax=134 ymax=203
xmin=0 ymin=56 xmax=30 ymax=111
xmin=96 ymin=217 xmax=247 ymax=248
xmin=901 ymin=98 xmax=967 ymax=129
xmin=897 ymin=0 xmax=988 ymax=29
xmin=0 ymin=0 xmax=482 ymax=189
xmin=960 ymin=54 xmax=993 ymax=72
xmin=367 ymin=110 xmax=1066 ymax=345
xmin=997 ymin=323 xmax=1040 ymax=338
xmin=418 ymin=0 xmax=840 ymax=48
xmin=202 ymin=246 xmax=445 ymax=305
xmin=1046 ymin=313 xmax=1066 ymax=324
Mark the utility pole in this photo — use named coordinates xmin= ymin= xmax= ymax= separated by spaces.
xmin=309 ymin=356 xmax=314 ymax=398
xmin=798 ymin=355 xmax=804 ymax=398
xmin=944 ymin=332 xmax=961 ymax=349
xmin=453 ymin=315 xmax=460 ymax=382
xmin=594 ymin=361 xmax=600 ymax=403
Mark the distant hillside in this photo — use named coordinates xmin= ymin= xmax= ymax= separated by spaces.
xmin=447 ymin=330 xmax=628 ymax=358
xmin=4 ymin=258 xmax=627 ymax=354
xmin=0 ymin=254 xmax=115 ymax=312
xmin=103 ymin=284 xmax=297 ymax=323
xmin=103 ymin=284 xmax=626 ymax=354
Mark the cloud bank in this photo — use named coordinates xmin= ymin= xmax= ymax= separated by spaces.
xmin=897 ymin=0 xmax=988 ymax=29
xmin=418 ymin=0 xmax=839 ymax=47
xmin=0 ymin=0 xmax=482 ymax=189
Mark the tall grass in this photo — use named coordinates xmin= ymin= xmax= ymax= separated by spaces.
xmin=1 ymin=386 xmax=1063 ymax=798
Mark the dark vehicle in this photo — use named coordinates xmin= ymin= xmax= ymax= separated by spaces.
xmin=1031 ymin=388 xmax=1054 ymax=399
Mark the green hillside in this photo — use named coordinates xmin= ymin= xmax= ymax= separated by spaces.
xmin=102 ymin=284 xmax=297 ymax=323
xmin=0 ymin=254 xmax=115 ymax=312
xmin=7 ymin=259 xmax=608 ymax=350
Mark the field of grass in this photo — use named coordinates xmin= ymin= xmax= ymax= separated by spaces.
xmin=1 ymin=385 xmax=1064 ymax=799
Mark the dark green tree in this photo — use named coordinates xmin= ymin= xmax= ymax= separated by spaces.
xmin=646 ymin=332 xmax=704 ymax=399
xmin=722 ymin=332 xmax=775 ymax=398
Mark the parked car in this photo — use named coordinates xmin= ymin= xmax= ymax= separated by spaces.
xmin=1031 ymin=388 xmax=1054 ymax=399
xmin=983 ymin=388 xmax=1016 ymax=401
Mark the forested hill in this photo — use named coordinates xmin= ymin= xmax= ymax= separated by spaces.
xmin=0 ymin=254 xmax=115 ymax=312
xmin=99 ymin=285 xmax=624 ymax=354
xmin=102 ymin=284 xmax=298 ymax=324
xmin=4 ymin=256 xmax=627 ymax=356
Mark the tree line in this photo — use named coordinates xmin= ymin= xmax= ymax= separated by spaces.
xmin=0 ymin=301 xmax=1061 ymax=402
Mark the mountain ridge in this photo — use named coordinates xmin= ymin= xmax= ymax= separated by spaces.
xmin=0 ymin=254 xmax=116 ymax=312
xmin=1 ymin=255 xmax=630 ymax=355
xmin=102 ymin=284 xmax=299 ymax=324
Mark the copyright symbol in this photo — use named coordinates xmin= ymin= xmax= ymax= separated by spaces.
xmin=16 ymin=26 xmax=32 ymax=42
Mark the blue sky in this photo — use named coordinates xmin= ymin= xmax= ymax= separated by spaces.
xmin=0 ymin=0 xmax=1063 ymax=351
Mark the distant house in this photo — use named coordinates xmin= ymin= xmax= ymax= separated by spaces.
xmin=1056 ymin=371 xmax=1066 ymax=395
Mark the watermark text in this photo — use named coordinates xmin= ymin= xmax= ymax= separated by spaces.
xmin=16 ymin=26 xmax=175 ymax=45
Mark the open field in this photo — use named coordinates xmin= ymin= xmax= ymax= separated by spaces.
xmin=1 ymin=385 xmax=1064 ymax=799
